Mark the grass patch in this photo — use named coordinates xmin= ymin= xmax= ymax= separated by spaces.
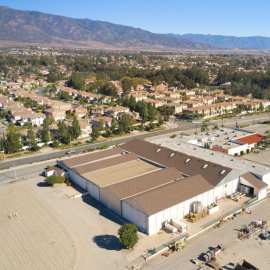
xmin=6 ymin=153 xmax=22 ymax=159
xmin=14 ymin=126 xmax=28 ymax=132
xmin=24 ymin=151 xmax=34 ymax=155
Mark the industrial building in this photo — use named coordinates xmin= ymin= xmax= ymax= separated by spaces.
xmin=177 ymin=128 xmax=265 ymax=156
xmin=56 ymin=138 xmax=268 ymax=235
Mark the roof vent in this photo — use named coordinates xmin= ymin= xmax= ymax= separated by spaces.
xmin=202 ymin=164 xmax=208 ymax=169
xmin=220 ymin=170 xmax=226 ymax=175
xmin=253 ymin=166 xmax=255 ymax=168
xmin=170 ymin=153 xmax=175 ymax=157
xmin=156 ymin=148 xmax=161 ymax=153
xmin=231 ymin=159 xmax=233 ymax=161
xmin=211 ymin=153 xmax=214 ymax=155
xmin=185 ymin=158 xmax=191 ymax=163
xmin=194 ymin=148 xmax=196 ymax=150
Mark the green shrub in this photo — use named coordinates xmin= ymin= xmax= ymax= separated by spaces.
xmin=240 ymin=151 xmax=244 ymax=156
xmin=45 ymin=175 xmax=59 ymax=185
xmin=57 ymin=175 xmax=66 ymax=183
xmin=170 ymin=134 xmax=176 ymax=138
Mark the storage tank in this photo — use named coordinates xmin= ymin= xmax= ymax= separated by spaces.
xmin=165 ymin=223 xmax=177 ymax=233
xmin=172 ymin=219 xmax=189 ymax=232
xmin=193 ymin=201 xmax=203 ymax=213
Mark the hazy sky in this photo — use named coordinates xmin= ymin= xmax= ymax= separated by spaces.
xmin=2 ymin=0 xmax=270 ymax=37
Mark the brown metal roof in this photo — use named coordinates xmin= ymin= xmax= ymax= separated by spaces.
xmin=58 ymin=147 xmax=123 ymax=168
xmin=123 ymin=174 xmax=213 ymax=216
xmin=121 ymin=139 xmax=231 ymax=187
xmin=45 ymin=166 xmax=64 ymax=173
xmin=106 ymin=167 xmax=183 ymax=199
xmin=71 ymin=153 xmax=138 ymax=175
xmin=241 ymin=172 xmax=267 ymax=190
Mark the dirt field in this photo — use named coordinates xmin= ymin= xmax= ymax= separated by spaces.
xmin=0 ymin=185 xmax=77 ymax=270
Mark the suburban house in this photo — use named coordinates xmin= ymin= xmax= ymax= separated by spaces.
xmin=67 ymin=120 xmax=92 ymax=137
xmin=144 ymin=99 xmax=166 ymax=108
xmin=91 ymin=116 xmax=112 ymax=128
xmin=19 ymin=112 xmax=46 ymax=126
xmin=105 ymin=106 xmax=130 ymax=120
xmin=73 ymin=105 xmax=87 ymax=118
xmin=165 ymin=103 xmax=187 ymax=114
xmin=47 ymin=100 xmax=72 ymax=111
xmin=44 ymin=108 xmax=66 ymax=121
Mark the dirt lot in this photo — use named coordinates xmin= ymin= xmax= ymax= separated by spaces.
xmin=0 ymin=185 xmax=77 ymax=270
xmin=0 ymin=176 xmax=130 ymax=270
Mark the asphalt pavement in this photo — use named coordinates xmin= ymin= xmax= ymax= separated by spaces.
xmin=0 ymin=113 xmax=269 ymax=170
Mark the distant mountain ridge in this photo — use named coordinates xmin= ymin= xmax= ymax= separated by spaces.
xmin=0 ymin=6 xmax=215 ymax=50
xmin=166 ymin=33 xmax=270 ymax=49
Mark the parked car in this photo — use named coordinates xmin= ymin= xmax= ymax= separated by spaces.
xmin=66 ymin=149 xmax=76 ymax=154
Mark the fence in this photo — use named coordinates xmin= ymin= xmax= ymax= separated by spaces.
xmin=201 ymin=206 xmax=243 ymax=230
xmin=143 ymin=233 xmax=188 ymax=260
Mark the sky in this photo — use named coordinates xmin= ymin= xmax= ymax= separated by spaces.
xmin=2 ymin=0 xmax=270 ymax=37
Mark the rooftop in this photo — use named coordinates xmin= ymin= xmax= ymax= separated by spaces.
xmin=148 ymin=136 xmax=270 ymax=177
xmin=235 ymin=133 xmax=265 ymax=145
xmin=58 ymin=147 xmax=123 ymax=168
xmin=123 ymin=174 xmax=213 ymax=216
xmin=83 ymin=160 xmax=158 ymax=188
xmin=71 ymin=152 xmax=138 ymax=175
xmin=121 ymin=139 xmax=232 ymax=187
xmin=106 ymin=167 xmax=183 ymax=200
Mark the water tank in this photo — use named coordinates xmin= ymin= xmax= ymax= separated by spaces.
xmin=193 ymin=201 xmax=203 ymax=213
xmin=165 ymin=223 xmax=177 ymax=233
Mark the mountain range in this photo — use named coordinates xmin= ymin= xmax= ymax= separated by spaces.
xmin=0 ymin=6 xmax=214 ymax=50
xmin=1 ymin=6 xmax=270 ymax=51
xmin=166 ymin=33 xmax=270 ymax=50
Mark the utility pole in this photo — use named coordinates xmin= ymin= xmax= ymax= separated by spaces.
xmin=13 ymin=162 xmax=17 ymax=180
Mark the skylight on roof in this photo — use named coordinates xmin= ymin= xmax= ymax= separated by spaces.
xmin=170 ymin=153 xmax=175 ymax=157
xmin=220 ymin=170 xmax=226 ymax=175
xmin=185 ymin=158 xmax=190 ymax=163
xmin=202 ymin=164 xmax=208 ymax=169
xmin=156 ymin=149 xmax=161 ymax=153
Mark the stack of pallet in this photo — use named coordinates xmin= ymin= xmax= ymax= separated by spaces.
xmin=188 ymin=209 xmax=209 ymax=223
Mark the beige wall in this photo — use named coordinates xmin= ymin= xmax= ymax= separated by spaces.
xmin=100 ymin=187 xmax=122 ymax=215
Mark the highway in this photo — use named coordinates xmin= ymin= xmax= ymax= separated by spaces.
xmin=0 ymin=112 xmax=269 ymax=172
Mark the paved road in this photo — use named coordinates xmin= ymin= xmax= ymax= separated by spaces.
xmin=146 ymin=198 xmax=270 ymax=270
xmin=0 ymin=113 xmax=269 ymax=170
xmin=0 ymin=161 xmax=55 ymax=183
xmin=37 ymin=86 xmax=46 ymax=97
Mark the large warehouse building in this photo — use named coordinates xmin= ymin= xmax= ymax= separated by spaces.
xmin=56 ymin=139 xmax=268 ymax=235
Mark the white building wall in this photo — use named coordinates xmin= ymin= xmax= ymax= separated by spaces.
xmin=145 ymin=190 xmax=216 ymax=235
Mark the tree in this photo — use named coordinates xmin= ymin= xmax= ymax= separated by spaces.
xmin=118 ymin=223 xmax=139 ymax=248
xmin=27 ymin=126 xmax=39 ymax=151
xmin=91 ymin=127 xmax=101 ymax=141
xmin=7 ymin=122 xmax=15 ymax=132
xmin=139 ymin=101 xmax=148 ymax=123
xmin=110 ymin=117 xmax=118 ymax=132
xmin=47 ymin=72 xmax=57 ymax=83
xmin=201 ymin=122 xmax=209 ymax=132
xmin=72 ymin=116 xmax=82 ymax=139
xmin=41 ymin=122 xmax=50 ymax=143
xmin=4 ymin=131 xmax=22 ymax=154
xmin=121 ymin=77 xmax=133 ymax=96
xmin=100 ymin=83 xmax=118 ymax=98
xmin=57 ymin=120 xmax=70 ymax=144
xmin=129 ymin=95 xmax=136 ymax=111
xmin=120 ymin=113 xmax=131 ymax=131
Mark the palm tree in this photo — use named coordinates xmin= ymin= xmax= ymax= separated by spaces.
xmin=265 ymin=130 xmax=270 ymax=145
xmin=201 ymin=122 xmax=209 ymax=132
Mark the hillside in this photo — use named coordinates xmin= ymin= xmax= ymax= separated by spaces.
xmin=0 ymin=6 xmax=215 ymax=50
xmin=166 ymin=33 xmax=270 ymax=49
